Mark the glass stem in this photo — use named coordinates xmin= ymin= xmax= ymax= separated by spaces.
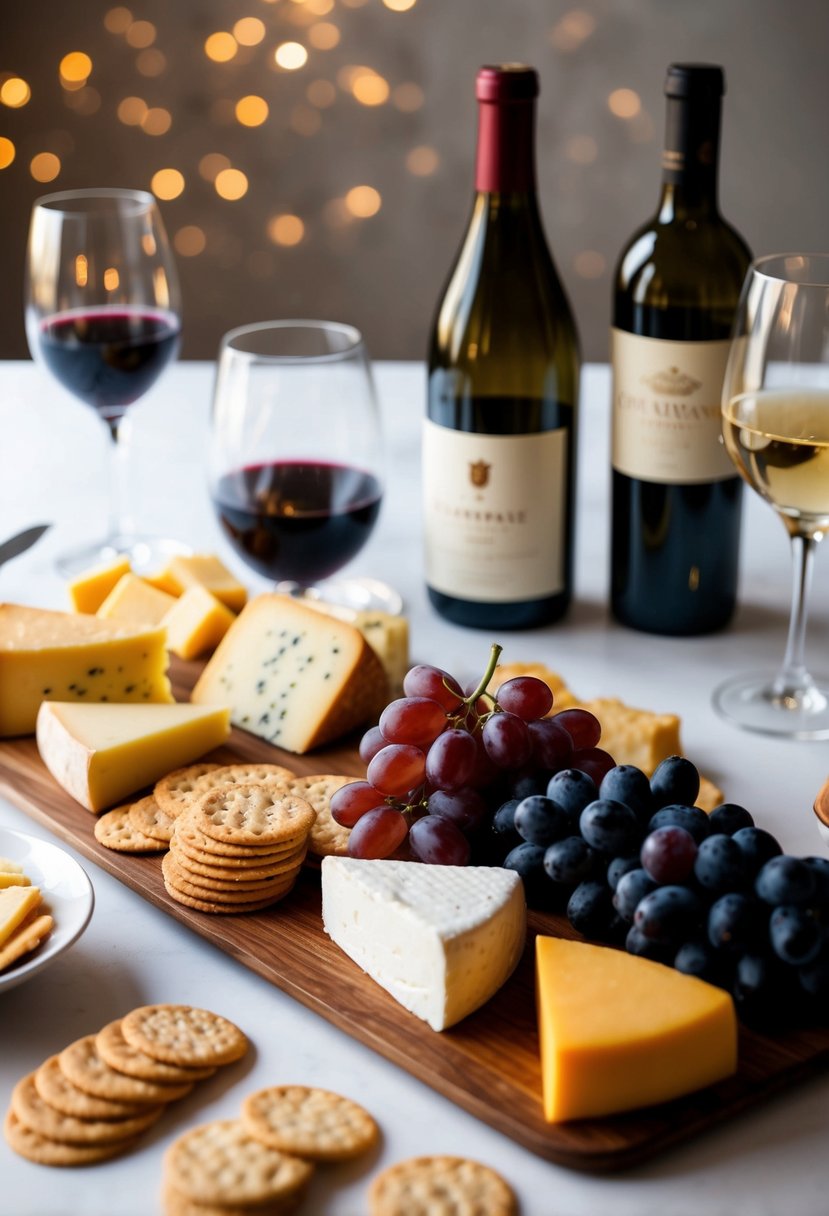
xmin=107 ymin=416 xmax=133 ymax=541
xmin=774 ymin=531 xmax=822 ymax=697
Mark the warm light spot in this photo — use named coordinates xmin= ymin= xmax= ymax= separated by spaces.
xmin=154 ymin=267 xmax=170 ymax=307
xmin=308 ymin=22 xmax=340 ymax=49
xmin=574 ymin=250 xmax=606 ymax=279
xmin=1 ymin=77 xmax=31 ymax=108
xmin=345 ymin=185 xmax=381 ymax=218
xmin=233 ymin=16 xmax=266 ymax=45
xmin=383 ymin=0 xmax=416 ymax=10
xmin=205 ymin=32 xmax=238 ymax=62
xmin=341 ymin=0 xmax=368 ymax=7
xmin=104 ymin=267 xmax=120 ymax=291
xmin=199 ymin=152 xmax=231 ymax=181
xmin=290 ymin=105 xmax=321 ymax=135
xmin=307 ymin=79 xmax=335 ymax=107
xmin=392 ymin=82 xmax=424 ymax=112
xmin=104 ymin=6 xmax=132 ymax=34
xmin=75 ymin=255 xmax=88 ymax=286
xmin=142 ymin=232 xmax=157 ymax=255
xmin=0 ymin=137 xmax=15 ymax=169
xmin=215 ymin=167 xmax=248 ymax=199
xmin=608 ymin=88 xmax=641 ymax=119
xmin=275 ymin=41 xmax=308 ymax=70
xmin=66 ymin=86 xmax=101 ymax=115
xmin=151 ymin=168 xmax=185 ymax=199
xmin=285 ymin=4 xmax=316 ymax=27
xmin=174 ymin=225 xmax=206 ymax=256
xmin=550 ymin=9 xmax=596 ymax=51
xmin=60 ymin=53 xmax=93 ymax=84
xmin=565 ymin=134 xmax=598 ymax=164
xmin=142 ymin=107 xmax=171 ymax=135
xmin=117 ymin=96 xmax=147 ymax=125
xmin=352 ymin=71 xmax=389 ymax=106
xmin=30 ymin=152 xmax=61 ymax=182
xmin=337 ymin=65 xmax=362 ymax=90
xmin=235 ymin=95 xmax=269 ymax=126
xmin=137 ymin=49 xmax=167 ymax=76
xmin=406 ymin=145 xmax=439 ymax=176
xmin=267 ymin=214 xmax=305 ymax=246
xmin=306 ymin=0 xmax=334 ymax=12
xmin=126 ymin=20 xmax=156 ymax=48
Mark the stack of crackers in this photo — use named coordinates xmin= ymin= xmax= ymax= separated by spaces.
xmin=92 ymin=763 xmax=358 ymax=915
xmin=4 ymin=1003 xmax=247 ymax=1167
xmin=0 ymin=858 xmax=53 ymax=975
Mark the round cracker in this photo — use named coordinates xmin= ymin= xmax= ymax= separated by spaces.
xmin=59 ymin=1035 xmax=194 ymax=1105
xmin=163 ymin=1119 xmax=312 ymax=1207
xmin=191 ymin=785 xmax=314 ymax=848
xmin=287 ymin=775 xmax=355 ymax=858
xmin=94 ymin=805 xmax=167 ymax=853
xmin=173 ymin=816 xmax=304 ymax=860
xmin=120 ymin=1005 xmax=248 ymax=1068
xmin=12 ymin=1073 xmax=162 ymax=1145
xmin=34 ymin=1055 xmax=149 ymax=1120
xmin=96 ymin=1019 xmax=217 ymax=1083
xmin=160 ymin=763 xmax=297 ymax=819
xmin=164 ymin=880 xmax=294 ymax=915
xmin=368 ymin=1155 xmax=518 ymax=1216
xmin=154 ymin=763 xmax=225 ymax=818
xmin=162 ymin=1183 xmax=304 ymax=1216
xmin=128 ymin=795 xmax=176 ymax=843
xmin=162 ymin=853 xmax=298 ymax=901
xmin=4 ymin=1109 xmax=140 ymax=1167
xmin=169 ymin=840 xmax=306 ymax=884
xmin=242 ymin=1085 xmax=378 ymax=1162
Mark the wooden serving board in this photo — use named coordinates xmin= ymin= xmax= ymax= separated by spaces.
xmin=2 ymin=658 xmax=829 ymax=1172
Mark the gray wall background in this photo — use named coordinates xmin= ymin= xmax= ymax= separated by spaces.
xmin=1 ymin=0 xmax=827 ymax=362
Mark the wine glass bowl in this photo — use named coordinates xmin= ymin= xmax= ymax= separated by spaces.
xmin=714 ymin=253 xmax=829 ymax=737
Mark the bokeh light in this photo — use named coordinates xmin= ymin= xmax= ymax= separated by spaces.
xmin=1 ymin=77 xmax=31 ymax=108
xmin=392 ymin=82 xmax=424 ymax=111
xmin=104 ymin=7 xmax=132 ymax=34
xmin=608 ymin=88 xmax=641 ymax=119
xmin=235 ymin=95 xmax=269 ymax=126
xmin=174 ymin=226 xmax=207 ymax=256
xmin=142 ymin=107 xmax=172 ymax=135
xmin=550 ymin=9 xmax=596 ymax=51
xmin=306 ymin=0 xmax=335 ymax=12
xmin=565 ymin=134 xmax=598 ymax=164
xmin=117 ymin=96 xmax=147 ymax=125
xmin=352 ymin=71 xmax=390 ymax=106
xmin=267 ymin=214 xmax=305 ymax=246
xmin=383 ymin=0 xmax=417 ymax=10
xmin=308 ymin=23 xmax=340 ymax=50
xmin=0 ymin=138 xmax=16 ymax=170
xmin=233 ymin=17 xmax=266 ymax=45
xmin=406 ymin=146 xmax=439 ymax=175
xmin=30 ymin=152 xmax=61 ymax=182
xmin=307 ymin=79 xmax=336 ymax=107
xmin=126 ymin=20 xmax=156 ymax=48
xmin=136 ymin=49 xmax=166 ymax=77
xmin=274 ymin=42 xmax=308 ymax=70
xmin=199 ymin=152 xmax=231 ymax=181
xmin=60 ymin=53 xmax=93 ymax=85
xmin=345 ymin=185 xmax=381 ymax=218
xmin=103 ymin=267 xmax=120 ymax=291
xmin=151 ymin=168 xmax=185 ymax=199
xmin=75 ymin=255 xmax=88 ymax=287
xmin=205 ymin=33 xmax=238 ymax=62
xmin=573 ymin=250 xmax=606 ymax=279
xmin=215 ymin=168 xmax=249 ymax=199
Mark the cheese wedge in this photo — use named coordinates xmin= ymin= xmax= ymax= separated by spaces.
xmin=67 ymin=556 xmax=131 ymax=614
xmin=162 ymin=586 xmax=236 ymax=660
xmin=151 ymin=554 xmax=247 ymax=612
xmin=96 ymin=574 xmax=177 ymax=627
xmin=535 ymin=937 xmax=737 ymax=1122
xmin=307 ymin=602 xmax=410 ymax=693
xmin=36 ymin=701 xmax=231 ymax=813
xmin=192 ymin=594 xmax=388 ymax=753
xmin=322 ymin=858 xmax=526 ymax=1031
xmin=0 ymin=886 xmax=42 ymax=947
xmin=0 ymin=603 xmax=173 ymax=737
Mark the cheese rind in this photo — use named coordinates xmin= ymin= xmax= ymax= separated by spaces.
xmin=0 ymin=603 xmax=172 ymax=737
xmin=96 ymin=574 xmax=177 ymax=626
xmin=67 ymin=557 xmax=132 ymax=614
xmin=535 ymin=937 xmax=738 ymax=1121
xmin=322 ymin=857 xmax=526 ymax=1031
xmin=36 ymin=701 xmax=231 ymax=813
xmin=191 ymin=594 xmax=388 ymax=753
xmin=162 ymin=586 xmax=236 ymax=660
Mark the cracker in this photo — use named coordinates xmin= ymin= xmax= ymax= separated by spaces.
xmin=4 ymin=1109 xmax=139 ymax=1167
xmin=163 ymin=1119 xmax=312 ymax=1207
xmin=0 ymin=911 xmax=53 ymax=973
xmin=93 ymin=805 xmax=167 ymax=854
xmin=164 ymin=882 xmax=294 ymax=915
xmin=11 ymin=1073 xmax=162 ymax=1145
xmin=128 ymin=795 xmax=176 ymax=843
xmin=169 ymin=840 xmax=306 ymax=884
xmin=173 ymin=816 xmax=306 ymax=861
xmin=162 ymin=1185 xmax=304 ymax=1216
xmin=34 ymin=1055 xmax=149 ymax=1120
xmin=154 ymin=763 xmax=225 ymax=819
xmin=96 ymin=1019 xmax=217 ymax=1083
xmin=368 ymin=1155 xmax=518 ymax=1216
xmin=59 ymin=1036 xmax=194 ymax=1105
xmin=287 ymin=775 xmax=354 ymax=858
xmin=191 ymin=785 xmax=314 ymax=848
xmin=163 ymin=853 xmax=297 ymax=901
xmin=160 ymin=763 xmax=298 ymax=819
xmin=120 ymin=1005 xmax=248 ymax=1068
xmin=242 ymin=1085 xmax=378 ymax=1162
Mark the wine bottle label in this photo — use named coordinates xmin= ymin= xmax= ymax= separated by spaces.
xmin=422 ymin=418 xmax=566 ymax=601
xmin=611 ymin=330 xmax=735 ymax=483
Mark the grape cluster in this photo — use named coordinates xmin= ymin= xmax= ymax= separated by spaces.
xmin=330 ymin=645 xmax=610 ymax=864
xmin=496 ymin=754 xmax=829 ymax=1026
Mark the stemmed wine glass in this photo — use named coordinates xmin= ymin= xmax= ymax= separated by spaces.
xmin=208 ymin=320 xmax=400 ymax=613
xmin=714 ymin=253 xmax=829 ymax=737
xmin=25 ymin=188 xmax=185 ymax=575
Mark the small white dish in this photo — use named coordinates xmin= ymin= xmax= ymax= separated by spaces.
xmin=0 ymin=826 xmax=94 ymax=994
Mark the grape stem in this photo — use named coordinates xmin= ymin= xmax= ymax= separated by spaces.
xmin=463 ymin=643 xmax=503 ymax=708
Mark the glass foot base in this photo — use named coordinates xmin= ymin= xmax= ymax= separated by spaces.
xmin=55 ymin=533 xmax=191 ymax=579
xmin=274 ymin=577 xmax=404 ymax=617
xmin=712 ymin=672 xmax=829 ymax=739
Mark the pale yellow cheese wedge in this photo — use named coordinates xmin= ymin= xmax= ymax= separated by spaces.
xmin=67 ymin=556 xmax=131 ymax=614
xmin=0 ymin=911 xmax=53 ymax=973
xmin=307 ymin=602 xmax=410 ymax=693
xmin=0 ymin=603 xmax=173 ymax=737
xmin=36 ymin=701 xmax=231 ymax=813
xmin=0 ymin=873 xmax=31 ymax=889
xmin=0 ymin=886 xmax=42 ymax=948
xmin=97 ymin=573 xmax=177 ymax=627
xmin=162 ymin=586 xmax=236 ymax=660
xmin=536 ymin=937 xmax=737 ymax=1122
xmin=150 ymin=554 xmax=247 ymax=612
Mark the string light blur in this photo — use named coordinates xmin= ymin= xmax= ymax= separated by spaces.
xmin=204 ymin=33 xmax=237 ymax=63
xmin=0 ymin=78 xmax=31 ymax=108
xmin=151 ymin=168 xmax=185 ymax=199
xmin=235 ymin=95 xmax=269 ymax=127
xmin=174 ymin=226 xmax=207 ymax=256
xmin=103 ymin=7 xmax=132 ymax=34
xmin=215 ymin=168 xmax=249 ymax=200
xmin=74 ymin=255 xmax=88 ymax=286
xmin=406 ymin=146 xmax=439 ymax=176
xmin=608 ymin=88 xmax=642 ymax=119
xmin=233 ymin=17 xmax=266 ymax=46
xmin=267 ymin=214 xmax=305 ymax=246
xmin=59 ymin=53 xmax=93 ymax=86
xmin=345 ymin=185 xmax=381 ymax=218
xmin=30 ymin=152 xmax=61 ymax=182
xmin=0 ymin=138 xmax=16 ymax=169
xmin=125 ymin=21 xmax=156 ymax=49
xmin=274 ymin=42 xmax=308 ymax=70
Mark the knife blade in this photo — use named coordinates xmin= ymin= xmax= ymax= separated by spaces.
xmin=0 ymin=524 xmax=52 ymax=568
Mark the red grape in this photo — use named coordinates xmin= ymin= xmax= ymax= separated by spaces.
xmin=554 ymin=708 xmax=602 ymax=750
xmin=467 ymin=734 xmax=500 ymax=789
xmin=409 ymin=815 xmax=471 ymax=865
xmin=425 ymin=728 xmax=477 ymax=789
xmin=482 ymin=712 xmax=532 ymax=768
xmin=427 ymin=787 xmax=489 ymax=833
xmin=367 ymin=744 xmax=427 ymax=797
xmin=359 ymin=725 xmax=386 ymax=766
xmin=496 ymin=676 xmax=553 ymax=721
xmin=403 ymin=664 xmax=464 ymax=711
xmin=330 ymin=781 xmax=385 ymax=828
xmin=570 ymin=746 xmax=615 ymax=784
xmin=527 ymin=718 xmax=573 ymax=770
xmin=641 ymin=826 xmax=698 ymax=884
xmin=347 ymin=807 xmax=409 ymax=859
xmin=379 ymin=697 xmax=447 ymax=747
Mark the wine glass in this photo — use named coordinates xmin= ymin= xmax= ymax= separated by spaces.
xmin=25 ymin=187 xmax=185 ymax=575
xmin=208 ymin=320 xmax=401 ymax=613
xmin=714 ymin=253 xmax=829 ymax=737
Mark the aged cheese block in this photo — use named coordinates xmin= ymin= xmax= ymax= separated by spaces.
xmin=307 ymin=602 xmax=410 ymax=692
xmin=162 ymin=586 xmax=236 ymax=660
xmin=535 ymin=936 xmax=737 ymax=1122
xmin=96 ymin=574 xmax=177 ymax=627
xmin=0 ymin=603 xmax=172 ymax=737
xmin=191 ymin=594 xmax=388 ymax=753
xmin=36 ymin=701 xmax=231 ymax=813
xmin=150 ymin=554 xmax=247 ymax=612
xmin=322 ymin=857 xmax=526 ymax=1031
xmin=67 ymin=556 xmax=131 ymax=614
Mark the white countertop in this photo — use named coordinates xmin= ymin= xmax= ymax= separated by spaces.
xmin=1 ymin=360 xmax=828 ymax=1216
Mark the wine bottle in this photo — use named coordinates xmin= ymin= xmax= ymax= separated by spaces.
xmin=424 ymin=64 xmax=580 ymax=630
xmin=610 ymin=63 xmax=751 ymax=635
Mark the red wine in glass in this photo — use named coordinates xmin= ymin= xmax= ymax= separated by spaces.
xmin=212 ymin=460 xmax=383 ymax=583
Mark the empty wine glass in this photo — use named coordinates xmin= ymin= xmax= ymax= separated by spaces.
xmin=208 ymin=320 xmax=400 ymax=613
xmin=25 ymin=187 xmax=185 ymax=575
xmin=714 ymin=253 xmax=829 ymax=737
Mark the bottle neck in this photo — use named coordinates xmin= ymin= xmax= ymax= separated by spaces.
xmin=475 ymin=98 xmax=537 ymax=194
xmin=658 ymin=94 xmax=721 ymax=217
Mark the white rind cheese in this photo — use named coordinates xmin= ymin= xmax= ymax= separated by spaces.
xmin=321 ymin=857 xmax=526 ymax=1031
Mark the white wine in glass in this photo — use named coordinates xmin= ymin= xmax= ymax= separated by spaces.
xmin=714 ymin=254 xmax=829 ymax=737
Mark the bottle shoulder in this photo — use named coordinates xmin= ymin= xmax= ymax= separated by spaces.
xmin=614 ymin=210 xmax=752 ymax=305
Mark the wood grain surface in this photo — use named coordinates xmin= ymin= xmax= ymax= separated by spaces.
xmin=1 ymin=656 xmax=828 ymax=1172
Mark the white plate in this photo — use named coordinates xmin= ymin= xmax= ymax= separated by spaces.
xmin=0 ymin=827 xmax=94 ymax=994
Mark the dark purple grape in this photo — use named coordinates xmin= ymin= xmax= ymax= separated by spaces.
xmin=799 ymin=950 xmax=829 ymax=998
xmin=514 ymin=795 xmax=571 ymax=848
xmin=599 ymin=765 xmax=653 ymax=823
xmin=579 ymin=799 xmax=640 ymax=856
xmin=647 ymin=804 xmax=711 ymax=844
xmin=693 ymin=834 xmax=747 ymax=895
xmin=466 ymin=734 xmax=500 ymax=789
xmin=625 ymin=924 xmax=674 ymax=964
xmin=427 ymin=788 xmax=489 ymax=834
xmin=501 ymin=768 xmax=549 ymax=802
xmin=554 ymin=708 xmax=601 ymax=749
xmin=607 ymin=855 xmax=640 ymax=892
xmin=567 ymin=881 xmax=615 ymax=939
xmin=543 ymin=835 xmax=600 ymax=886
xmin=708 ymin=803 xmax=754 ymax=836
xmin=409 ymin=814 xmax=470 ymax=865
xmin=359 ymin=725 xmax=386 ymax=766
xmin=634 ymin=885 xmax=702 ymax=943
xmin=756 ymin=856 xmax=816 ymax=907
xmin=503 ymin=841 xmax=546 ymax=891
xmin=731 ymin=952 xmax=796 ymax=1029
xmin=803 ymin=856 xmax=829 ymax=906
xmin=674 ymin=939 xmax=729 ymax=988
xmin=640 ymin=826 xmax=698 ymax=884
xmin=425 ymin=728 xmax=477 ymax=790
xmin=769 ymin=906 xmax=822 ymax=966
xmin=570 ymin=747 xmax=616 ymax=785
xmin=708 ymin=892 xmax=767 ymax=954
xmin=496 ymin=675 xmax=554 ymax=721
xmin=481 ymin=712 xmax=532 ymax=769
xmin=650 ymin=755 xmax=700 ymax=809
xmin=527 ymin=719 xmax=572 ymax=770
xmin=545 ymin=769 xmax=597 ymax=820
xmin=613 ymin=868 xmax=657 ymax=921
xmin=732 ymin=826 xmax=783 ymax=877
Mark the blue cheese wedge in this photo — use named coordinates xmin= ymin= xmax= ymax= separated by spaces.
xmin=321 ymin=857 xmax=526 ymax=1031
